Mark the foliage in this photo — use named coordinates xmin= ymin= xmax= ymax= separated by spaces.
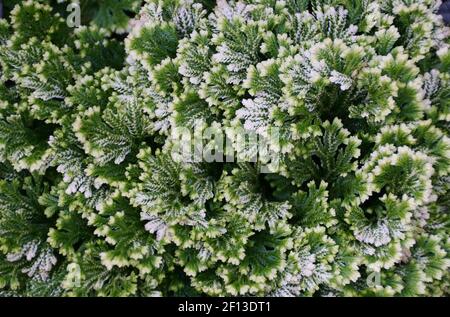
xmin=0 ymin=0 xmax=449 ymax=297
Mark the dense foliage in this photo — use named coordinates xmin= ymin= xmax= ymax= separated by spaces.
xmin=0 ymin=0 xmax=449 ymax=297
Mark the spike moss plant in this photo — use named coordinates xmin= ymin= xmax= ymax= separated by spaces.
xmin=0 ymin=0 xmax=449 ymax=297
